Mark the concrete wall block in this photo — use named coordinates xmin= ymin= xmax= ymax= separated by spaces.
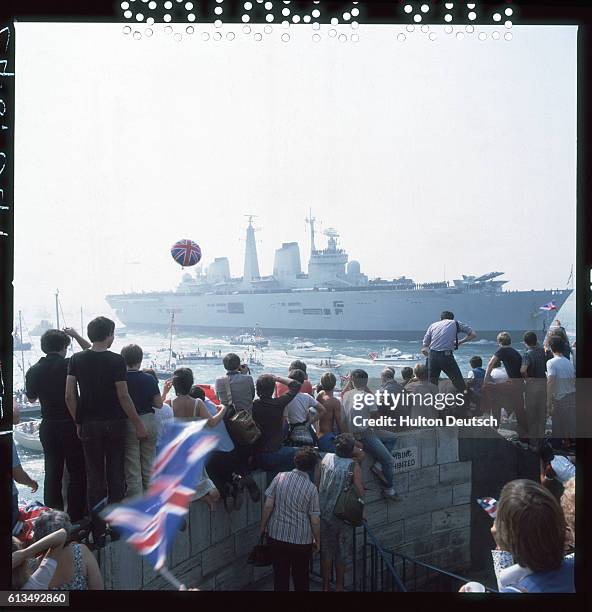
xmin=448 ymin=526 xmax=471 ymax=550
xmin=230 ymin=495 xmax=249 ymax=532
xmin=403 ymin=511 xmax=433 ymax=544
xmin=189 ymin=499 xmax=212 ymax=554
xmin=387 ymin=485 xmax=453 ymax=523
xmin=142 ymin=556 xmax=161 ymax=588
xmin=251 ymin=564 xmax=274 ymax=588
xmin=247 ymin=492 xmax=262 ymax=524
xmin=439 ymin=461 xmax=471 ymax=486
xmin=377 ymin=519 xmax=404 ymax=550
xmin=413 ymin=531 xmax=451 ymax=557
xmin=214 ymin=560 xmax=254 ymax=591
xmin=364 ymin=481 xmax=385 ymax=504
xmin=365 ymin=499 xmax=389 ymax=528
xmin=210 ymin=504 xmax=232 ymax=544
xmin=170 ymin=528 xmax=191 ymax=568
xmin=420 ymin=431 xmax=437 ymax=467
xmin=234 ymin=523 xmax=261 ymax=559
xmin=431 ymin=504 xmax=471 ymax=534
xmin=196 ymin=576 xmax=216 ymax=591
xmin=394 ymin=471 xmax=409 ymax=495
xmin=408 ymin=466 xmax=440 ymax=492
xmin=436 ymin=426 xmax=459 ymax=464
xmin=173 ymin=555 xmax=203 ymax=588
xmin=201 ymin=535 xmax=236 ymax=576
xmin=453 ymin=482 xmax=471 ymax=506
xmin=102 ymin=541 xmax=143 ymax=590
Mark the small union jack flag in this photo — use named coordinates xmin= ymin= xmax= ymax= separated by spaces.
xmin=539 ymin=301 xmax=558 ymax=311
xmin=103 ymin=421 xmax=218 ymax=570
xmin=171 ymin=239 xmax=202 ymax=268
xmin=477 ymin=497 xmax=498 ymax=519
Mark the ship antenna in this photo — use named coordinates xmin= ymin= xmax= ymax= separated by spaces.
xmin=305 ymin=209 xmax=316 ymax=254
xmin=566 ymin=264 xmax=574 ymax=290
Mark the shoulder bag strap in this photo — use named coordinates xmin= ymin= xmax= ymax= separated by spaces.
xmin=224 ymin=375 xmax=234 ymax=407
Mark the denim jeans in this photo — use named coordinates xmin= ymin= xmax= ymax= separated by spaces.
xmin=39 ymin=418 xmax=87 ymax=521
xmin=317 ymin=432 xmax=337 ymax=453
xmin=427 ymin=350 xmax=466 ymax=393
xmin=359 ymin=433 xmax=397 ymax=489
xmin=80 ymin=418 xmax=127 ymax=538
xmin=254 ymin=446 xmax=298 ymax=478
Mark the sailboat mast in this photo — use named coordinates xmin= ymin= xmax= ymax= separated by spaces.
xmin=168 ymin=312 xmax=175 ymax=368
xmin=19 ymin=310 xmax=25 ymax=378
xmin=55 ymin=290 xmax=60 ymax=329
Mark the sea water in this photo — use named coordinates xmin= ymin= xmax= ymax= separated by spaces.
xmin=11 ymin=325 xmax=564 ymax=505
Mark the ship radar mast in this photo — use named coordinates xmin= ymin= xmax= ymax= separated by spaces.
xmin=323 ymin=228 xmax=340 ymax=251
xmin=243 ymin=214 xmax=260 ymax=283
xmin=305 ymin=210 xmax=316 ymax=254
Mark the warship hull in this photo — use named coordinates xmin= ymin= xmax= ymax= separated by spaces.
xmin=106 ymin=287 xmax=571 ymax=340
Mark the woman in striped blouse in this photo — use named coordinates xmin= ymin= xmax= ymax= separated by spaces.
xmin=260 ymin=447 xmax=321 ymax=592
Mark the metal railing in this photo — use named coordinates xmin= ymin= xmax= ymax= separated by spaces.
xmin=352 ymin=523 xmax=407 ymax=592
xmin=353 ymin=523 xmax=497 ymax=593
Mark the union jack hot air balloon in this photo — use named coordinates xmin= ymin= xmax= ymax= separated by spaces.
xmin=171 ymin=239 xmax=202 ymax=268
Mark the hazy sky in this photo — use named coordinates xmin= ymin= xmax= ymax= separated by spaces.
xmin=14 ymin=22 xmax=577 ymax=325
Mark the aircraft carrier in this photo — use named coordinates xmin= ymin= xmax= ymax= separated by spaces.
xmin=106 ymin=215 xmax=572 ymax=340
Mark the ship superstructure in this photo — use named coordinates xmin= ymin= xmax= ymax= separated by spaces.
xmin=106 ymin=215 xmax=572 ymax=339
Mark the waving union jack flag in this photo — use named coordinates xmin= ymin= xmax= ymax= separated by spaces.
xmin=477 ymin=497 xmax=498 ymax=520
xmin=103 ymin=421 xmax=219 ymax=570
xmin=539 ymin=301 xmax=558 ymax=311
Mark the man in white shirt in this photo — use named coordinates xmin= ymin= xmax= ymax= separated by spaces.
xmin=546 ymin=336 xmax=576 ymax=446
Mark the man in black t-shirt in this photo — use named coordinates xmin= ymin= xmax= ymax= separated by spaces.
xmin=520 ymin=331 xmax=551 ymax=449
xmin=252 ymin=375 xmax=301 ymax=477
xmin=25 ymin=328 xmax=90 ymax=521
xmin=484 ymin=331 xmax=527 ymax=440
xmin=66 ymin=317 xmax=147 ymax=544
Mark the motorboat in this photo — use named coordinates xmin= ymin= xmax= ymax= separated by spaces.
xmin=315 ymin=357 xmax=342 ymax=370
xmin=177 ymin=350 xmax=223 ymax=364
xmin=13 ymin=419 xmax=43 ymax=452
xmin=287 ymin=338 xmax=331 ymax=357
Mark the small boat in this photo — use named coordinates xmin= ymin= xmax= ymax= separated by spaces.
xmin=315 ymin=357 xmax=342 ymax=370
xmin=242 ymin=350 xmax=264 ymax=369
xmin=176 ymin=349 xmax=223 ymax=364
xmin=287 ymin=338 xmax=331 ymax=357
xmin=229 ymin=325 xmax=269 ymax=348
xmin=16 ymin=401 xmax=42 ymax=418
xmin=30 ymin=320 xmax=53 ymax=336
xmin=369 ymin=348 xmax=403 ymax=362
xmin=369 ymin=349 xmax=422 ymax=364
xmin=14 ymin=334 xmax=32 ymax=351
xmin=13 ymin=419 xmax=44 ymax=452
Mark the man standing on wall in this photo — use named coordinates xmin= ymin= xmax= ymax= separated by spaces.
xmin=421 ymin=311 xmax=477 ymax=393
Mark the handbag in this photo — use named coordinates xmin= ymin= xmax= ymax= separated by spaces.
xmin=247 ymin=534 xmax=272 ymax=567
xmin=223 ymin=376 xmax=262 ymax=447
xmin=285 ymin=422 xmax=314 ymax=447
xmin=333 ymin=463 xmax=365 ymax=527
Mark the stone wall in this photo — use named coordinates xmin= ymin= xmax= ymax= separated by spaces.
xmin=98 ymin=470 xmax=272 ymax=590
xmin=97 ymin=426 xmax=471 ymax=590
